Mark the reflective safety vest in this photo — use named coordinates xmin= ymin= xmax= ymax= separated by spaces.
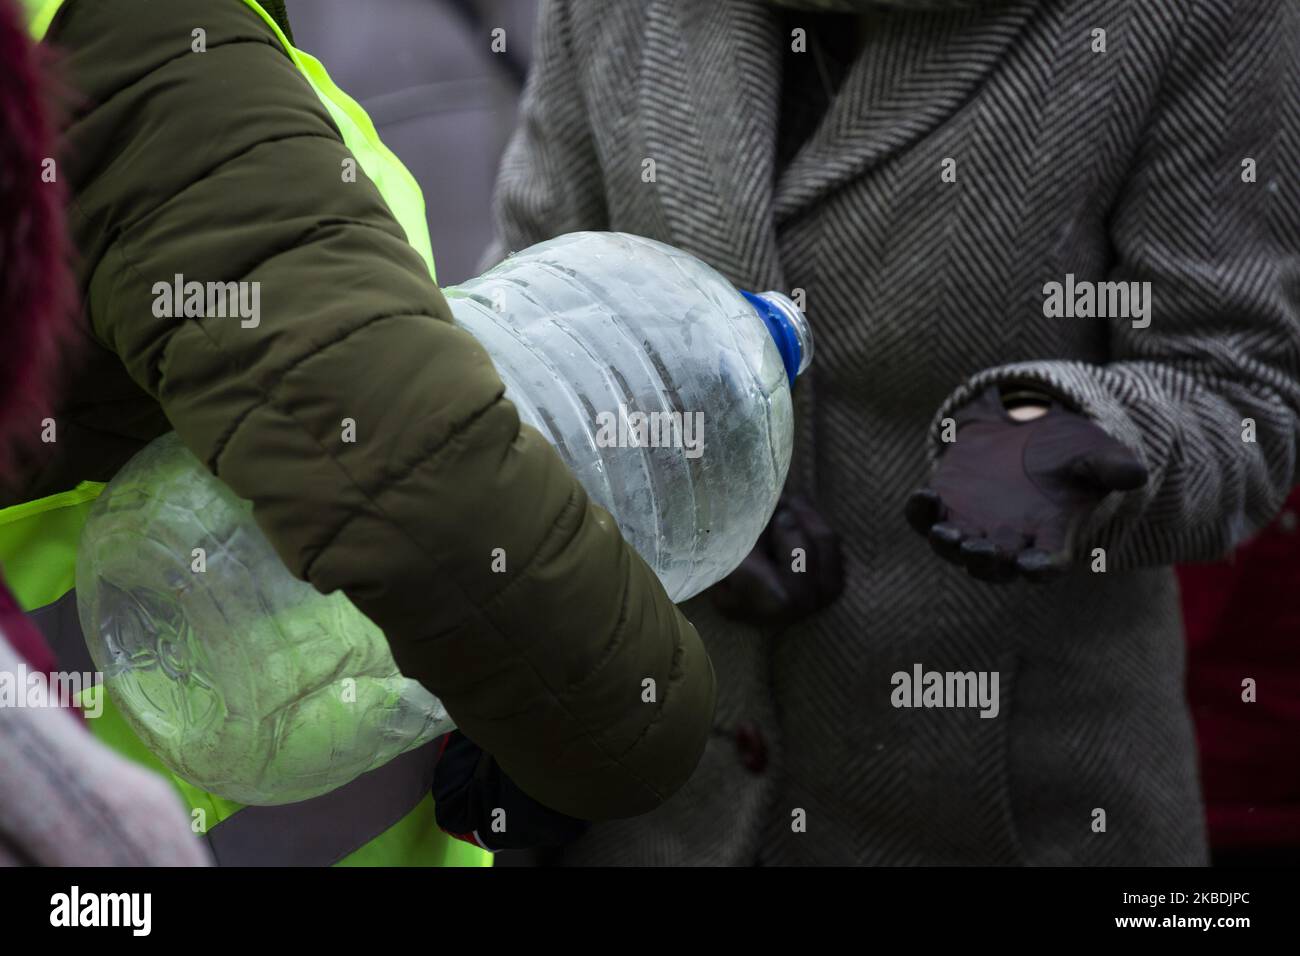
xmin=5 ymin=0 xmax=490 ymax=868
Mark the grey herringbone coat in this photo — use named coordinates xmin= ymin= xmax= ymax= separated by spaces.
xmin=488 ymin=0 xmax=1300 ymax=864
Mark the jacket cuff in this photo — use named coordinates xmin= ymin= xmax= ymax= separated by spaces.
xmin=930 ymin=361 xmax=1152 ymax=548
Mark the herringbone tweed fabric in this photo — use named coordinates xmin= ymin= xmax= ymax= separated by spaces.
xmin=487 ymin=0 xmax=1300 ymax=865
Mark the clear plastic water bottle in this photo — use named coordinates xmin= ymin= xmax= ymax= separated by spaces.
xmin=445 ymin=231 xmax=811 ymax=601
xmin=75 ymin=231 xmax=811 ymax=805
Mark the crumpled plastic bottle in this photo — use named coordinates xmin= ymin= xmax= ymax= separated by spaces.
xmin=75 ymin=433 xmax=452 ymax=806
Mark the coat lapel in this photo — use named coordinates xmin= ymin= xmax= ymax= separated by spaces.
xmin=634 ymin=1 xmax=1041 ymax=278
xmin=773 ymin=1 xmax=1040 ymax=221
xmin=637 ymin=0 xmax=787 ymax=288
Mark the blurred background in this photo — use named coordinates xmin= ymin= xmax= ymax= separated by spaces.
xmin=290 ymin=0 xmax=539 ymax=285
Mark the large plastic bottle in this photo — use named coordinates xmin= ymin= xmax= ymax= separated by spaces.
xmin=75 ymin=231 xmax=812 ymax=805
xmin=444 ymin=232 xmax=811 ymax=601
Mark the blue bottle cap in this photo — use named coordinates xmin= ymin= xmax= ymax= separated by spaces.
xmin=740 ymin=290 xmax=813 ymax=388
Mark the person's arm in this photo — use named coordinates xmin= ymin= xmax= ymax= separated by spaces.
xmin=927 ymin=0 xmax=1300 ymax=569
xmin=51 ymin=0 xmax=714 ymax=820
xmin=484 ymin=0 xmax=609 ymax=267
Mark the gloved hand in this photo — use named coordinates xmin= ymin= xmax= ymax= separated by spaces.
xmin=904 ymin=385 xmax=1147 ymax=582
xmin=431 ymin=731 xmax=589 ymax=852
xmin=710 ymin=493 xmax=845 ymax=628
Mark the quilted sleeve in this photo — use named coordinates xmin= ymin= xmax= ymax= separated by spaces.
xmin=51 ymin=0 xmax=714 ymax=820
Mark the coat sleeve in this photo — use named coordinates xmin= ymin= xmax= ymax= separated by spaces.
xmin=53 ymin=0 xmax=714 ymax=820
xmin=483 ymin=0 xmax=610 ymax=268
xmin=932 ymin=0 xmax=1300 ymax=568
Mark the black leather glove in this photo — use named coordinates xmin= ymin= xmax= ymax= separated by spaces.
xmin=905 ymin=385 xmax=1148 ymax=582
xmin=710 ymin=493 xmax=845 ymax=627
xmin=431 ymin=731 xmax=589 ymax=852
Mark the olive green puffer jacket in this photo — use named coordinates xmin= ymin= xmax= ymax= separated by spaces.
xmin=6 ymin=0 xmax=715 ymax=820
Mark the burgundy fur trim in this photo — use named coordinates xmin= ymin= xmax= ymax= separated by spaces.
xmin=0 ymin=0 xmax=79 ymax=479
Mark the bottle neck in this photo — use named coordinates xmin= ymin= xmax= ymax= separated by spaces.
xmin=740 ymin=290 xmax=814 ymax=387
